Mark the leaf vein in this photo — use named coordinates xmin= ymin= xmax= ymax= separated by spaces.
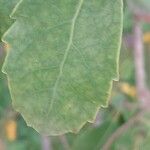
xmin=48 ymin=0 xmax=84 ymax=113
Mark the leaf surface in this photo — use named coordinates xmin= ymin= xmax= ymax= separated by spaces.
xmin=2 ymin=0 xmax=123 ymax=135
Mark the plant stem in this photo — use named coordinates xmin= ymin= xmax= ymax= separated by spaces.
xmin=41 ymin=136 xmax=52 ymax=150
xmin=133 ymin=17 xmax=150 ymax=109
xmin=0 ymin=138 xmax=5 ymax=150
xmin=133 ymin=20 xmax=145 ymax=94
xmin=59 ymin=135 xmax=70 ymax=150
xmin=102 ymin=112 xmax=143 ymax=150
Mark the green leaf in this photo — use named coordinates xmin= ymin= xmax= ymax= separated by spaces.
xmin=0 ymin=0 xmax=18 ymax=40
xmin=2 ymin=0 xmax=123 ymax=135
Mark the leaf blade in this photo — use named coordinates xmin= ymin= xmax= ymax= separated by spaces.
xmin=2 ymin=0 xmax=123 ymax=135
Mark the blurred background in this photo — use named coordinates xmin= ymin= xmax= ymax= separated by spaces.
xmin=0 ymin=0 xmax=150 ymax=150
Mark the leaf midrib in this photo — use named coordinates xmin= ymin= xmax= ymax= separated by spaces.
xmin=48 ymin=0 xmax=84 ymax=113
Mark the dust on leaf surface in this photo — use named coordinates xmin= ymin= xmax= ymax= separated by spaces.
xmin=2 ymin=0 xmax=123 ymax=135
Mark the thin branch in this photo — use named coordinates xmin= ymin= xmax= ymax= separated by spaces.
xmin=93 ymin=112 xmax=102 ymax=127
xmin=133 ymin=18 xmax=150 ymax=109
xmin=133 ymin=20 xmax=146 ymax=91
xmin=102 ymin=112 xmax=143 ymax=150
xmin=59 ymin=135 xmax=70 ymax=150
xmin=0 ymin=138 xmax=6 ymax=150
xmin=41 ymin=136 xmax=53 ymax=150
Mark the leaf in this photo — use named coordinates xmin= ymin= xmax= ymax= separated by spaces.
xmin=0 ymin=0 xmax=18 ymax=40
xmin=2 ymin=0 xmax=123 ymax=135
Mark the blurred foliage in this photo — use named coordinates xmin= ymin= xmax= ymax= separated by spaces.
xmin=131 ymin=0 xmax=150 ymax=13
xmin=0 ymin=0 xmax=150 ymax=149
xmin=72 ymin=121 xmax=118 ymax=150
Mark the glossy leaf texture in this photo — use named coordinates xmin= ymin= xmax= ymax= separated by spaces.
xmin=2 ymin=0 xmax=123 ymax=135
xmin=0 ymin=0 xmax=18 ymax=40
